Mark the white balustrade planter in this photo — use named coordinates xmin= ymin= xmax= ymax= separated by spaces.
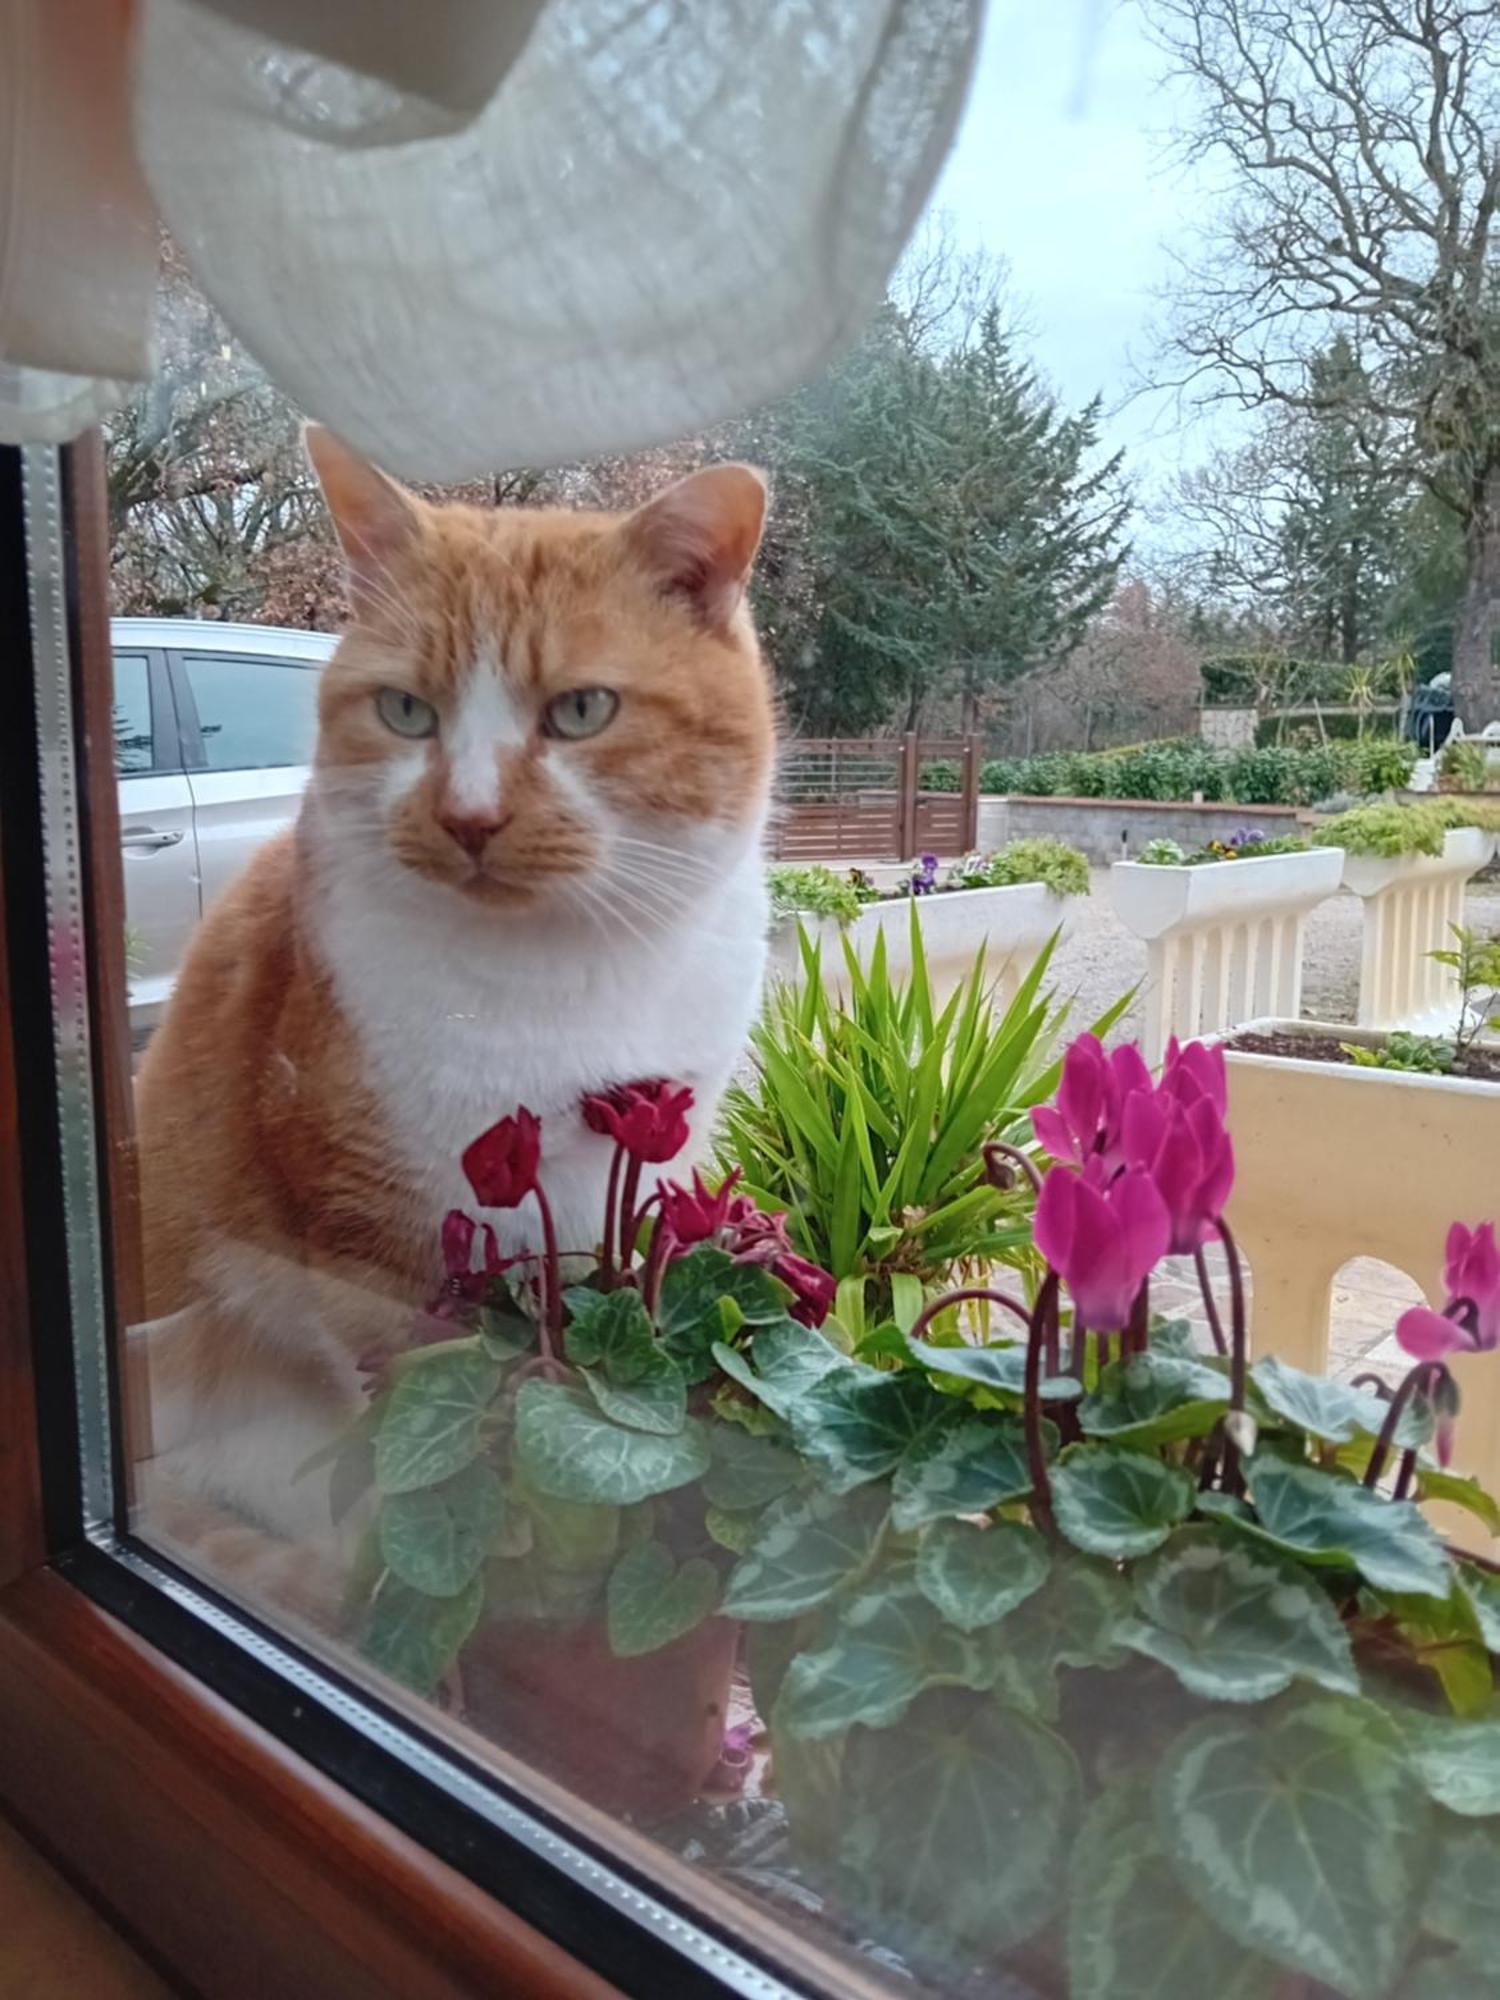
xmin=1110 ymin=849 xmax=1344 ymax=1066
xmin=1339 ymin=826 xmax=1497 ymax=1034
xmin=1223 ymin=1019 xmax=1500 ymax=1553
xmin=768 ymin=882 xmax=1070 ymax=1010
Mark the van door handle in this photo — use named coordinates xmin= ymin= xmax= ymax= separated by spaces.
xmin=121 ymin=827 xmax=185 ymax=851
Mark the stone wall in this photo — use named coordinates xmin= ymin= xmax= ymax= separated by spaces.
xmin=976 ymin=795 xmax=1308 ymax=866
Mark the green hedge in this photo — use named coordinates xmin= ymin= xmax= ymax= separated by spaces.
xmin=980 ymin=737 xmax=1415 ymax=807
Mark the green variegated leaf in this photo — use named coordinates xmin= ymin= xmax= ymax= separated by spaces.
xmin=605 ymin=1539 xmax=719 ymax=1658
xmin=915 ymin=1518 xmax=1049 ymax=1633
xmin=1147 ymin=1317 xmax=1203 ymax=1359
xmin=1157 ymin=1701 xmax=1428 ymax=1999
xmin=477 ymin=1303 xmax=534 ymax=1362
xmin=1067 ymin=1784 xmax=1278 ymax=2000
xmin=1121 ymin=1529 xmax=1359 ymax=1702
xmin=711 ymin=1321 xmax=859 ymax=1420
xmin=1424 ymin=1819 xmax=1500 ymax=1965
xmin=839 ymin=1689 xmax=1080 ymax=1958
xmin=1235 ymin=1455 xmax=1453 ymax=1600
xmin=905 ymin=1331 xmax=1082 ymax=1402
xmin=378 ymin=1459 xmax=505 ymax=1597
xmin=373 ymin=1346 xmax=502 ymax=1495
xmin=562 ymin=1286 xmax=656 ymax=1373
xmin=790 ymin=1368 xmax=953 ymax=1494
xmin=513 ymin=1382 xmax=709 ymax=1505
xmin=1400 ymin=1714 xmax=1500 ymax=1816
xmin=580 ymin=1343 xmax=687 ymax=1435
xmin=1051 ymin=1444 xmax=1195 ymax=1558
xmin=704 ymin=1504 xmax=758 ymax=1553
xmin=721 ymin=1484 xmax=887 ymax=1620
xmin=1460 ymin=1564 xmax=1500 ymax=1652
xmin=1370 ymin=1583 xmax=1494 ymax=1720
xmin=1078 ymin=1350 xmax=1228 ymax=1446
xmin=363 ymin=1573 xmax=483 ymax=1694
xmin=1250 ymin=1355 xmax=1393 ymax=1444
xmin=890 ymin=1413 xmax=1044 ymax=1530
xmin=658 ymin=1244 xmax=788 ymax=1382
xmin=774 ymin=1581 xmax=989 ymax=1740
xmin=701 ymin=1426 xmax=802 ymax=1512
xmin=982 ymin=1558 xmax=1131 ymax=1718
xmin=1416 ymin=1468 xmax=1500 ymax=1536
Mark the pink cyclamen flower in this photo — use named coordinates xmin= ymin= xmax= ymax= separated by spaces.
xmin=1160 ymin=1036 xmax=1229 ymax=1119
xmin=1034 ymin=1160 xmax=1171 ymax=1332
xmin=1120 ymin=1088 xmax=1234 ymax=1255
xmin=1396 ymin=1220 xmax=1500 ymax=1363
xmin=1031 ymin=1034 xmax=1152 ymax=1170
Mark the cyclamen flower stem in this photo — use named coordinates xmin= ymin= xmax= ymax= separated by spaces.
xmin=531 ymin=1184 xmax=564 ymax=1355
xmin=618 ymin=1157 xmax=644 ymax=1269
xmin=1215 ymin=1219 xmax=1248 ymax=1497
xmin=907 ymin=1285 xmax=1034 ymax=1345
xmin=983 ymin=1140 xmax=1043 ymax=1197
xmin=1193 ymin=1245 xmax=1229 ymax=1357
xmin=1126 ymin=1282 xmax=1149 ymax=1360
xmin=641 ymin=1220 xmax=675 ymax=1317
xmin=1364 ymin=1360 xmax=1441 ymax=1491
xmin=1024 ymin=1274 xmax=1060 ymax=1537
xmin=1392 ymin=1447 xmax=1419 ymax=1503
xmin=599 ymin=1144 xmax=624 ymax=1287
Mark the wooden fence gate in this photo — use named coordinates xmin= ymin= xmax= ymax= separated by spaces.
xmin=771 ymin=736 xmax=981 ymax=862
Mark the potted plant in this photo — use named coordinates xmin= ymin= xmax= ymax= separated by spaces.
xmin=349 ymin=1079 xmax=836 ymax=1819
xmin=768 ymin=839 xmax=1089 ymax=1001
xmin=705 ymin=1033 xmax=1500 ymax=1995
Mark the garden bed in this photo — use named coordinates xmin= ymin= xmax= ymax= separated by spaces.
xmin=1230 ymin=1026 xmax=1500 ymax=1084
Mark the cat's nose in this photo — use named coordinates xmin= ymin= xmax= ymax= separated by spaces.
xmin=439 ymin=810 xmax=508 ymax=859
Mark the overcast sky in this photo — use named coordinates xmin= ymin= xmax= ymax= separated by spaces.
xmin=932 ymin=0 xmax=1224 ymax=504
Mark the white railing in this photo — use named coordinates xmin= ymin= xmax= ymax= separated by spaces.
xmin=1341 ymin=827 xmax=1497 ymax=1034
xmin=1111 ymin=850 xmax=1345 ymax=1066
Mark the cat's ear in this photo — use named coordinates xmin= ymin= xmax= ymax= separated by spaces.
xmin=624 ymin=463 xmax=767 ymax=631
xmin=304 ymin=424 xmax=423 ymax=609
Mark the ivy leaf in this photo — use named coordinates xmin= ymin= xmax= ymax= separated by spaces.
xmin=513 ymin=1381 xmax=709 ymax=1505
xmin=1416 ymin=1468 xmax=1500 ymax=1537
xmin=363 ymin=1573 xmax=483 ymax=1694
xmin=890 ymin=1413 xmax=1045 ymax=1530
xmin=1051 ymin=1444 xmax=1196 ymax=1558
xmin=915 ymin=1518 xmax=1050 ymax=1633
xmin=839 ymin=1689 xmax=1081 ymax=1960
xmin=562 ymin=1286 xmax=656 ymax=1376
xmin=981 ymin=1557 xmax=1130 ymax=1718
xmin=581 ymin=1343 xmax=687 ymax=1435
xmin=702 ymin=1425 xmax=802 ymax=1512
xmin=1237 ymin=1455 xmax=1453 ymax=1600
xmin=658 ymin=1245 xmax=787 ymax=1381
xmin=711 ymin=1321 xmax=860 ymax=1420
xmin=1067 ymin=1784 xmax=1278 ymax=2000
xmin=378 ymin=1459 xmax=505 ymax=1597
xmin=373 ymin=1345 xmax=502 ymax=1495
xmin=1424 ymin=1819 xmax=1500 ymax=1966
xmin=1121 ymin=1528 xmax=1359 ymax=1702
xmin=605 ymin=1539 xmax=719 ymax=1658
xmin=1400 ymin=1713 xmax=1500 ymax=1817
xmin=1156 ymin=1700 xmax=1429 ymax=1998
xmin=789 ymin=1367 xmax=953 ymax=1493
xmin=1250 ymin=1355 xmax=1393 ymax=1443
xmin=1078 ymin=1350 xmax=1228 ymax=1446
xmin=905 ymin=1331 xmax=1082 ymax=1402
xmin=774 ymin=1581 xmax=990 ymax=1740
xmin=720 ymin=1484 xmax=888 ymax=1621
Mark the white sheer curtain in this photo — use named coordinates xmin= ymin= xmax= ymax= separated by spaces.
xmin=0 ymin=0 xmax=981 ymax=476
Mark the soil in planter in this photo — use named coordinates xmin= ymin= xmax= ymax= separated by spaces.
xmin=1229 ymin=1028 xmax=1500 ymax=1084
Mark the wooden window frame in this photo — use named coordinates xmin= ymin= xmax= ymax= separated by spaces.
xmin=0 ymin=437 xmax=873 ymax=2000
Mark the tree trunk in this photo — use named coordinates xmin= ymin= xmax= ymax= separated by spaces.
xmin=1453 ymin=466 xmax=1500 ymax=728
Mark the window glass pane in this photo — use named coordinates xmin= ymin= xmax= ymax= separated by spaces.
xmin=182 ymin=655 xmax=320 ymax=771
xmin=111 ymin=653 xmax=155 ymax=773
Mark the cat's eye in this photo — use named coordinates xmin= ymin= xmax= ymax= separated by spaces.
xmin=542 ymin=687 xmax=620 ymax=741
xmin=375 ymin=687 xmax=439 ymax=739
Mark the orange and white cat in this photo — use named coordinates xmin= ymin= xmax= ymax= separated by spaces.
xmin=132 ymin=431 xmax=775 ymax=1619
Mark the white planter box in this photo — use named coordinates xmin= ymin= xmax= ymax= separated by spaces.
xmin=1224 ymin=1018 xmax=1500 ymax=1553
xmin=1338 ymin=827 xmax=1497 ymax=1033
xmin=769 ymin=882 xmax=1069 ymax=1010
xmin=1110 ymin=849 xmax=1344 ymax=1064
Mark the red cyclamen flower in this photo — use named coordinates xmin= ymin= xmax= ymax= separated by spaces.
xmin=774 ymin=1251 xmax=838 ymax=1328
xmin=658 ymin=1168 xmax=742 ymax=1246
xmin=1031 ymin=1033 xmax=1152 ymax=1171
xmin=657 ymin=1174 xmax=834 ymax=1327
xmin=1396 ymin=1219 xmax=1500 ymax=1364
xmin=1120 ymin=1088 xmax=1234 ymax=1256
xmin=1034 ymin=1159 xmax=1170 ymax=1332
xmin=462 ymin=1108 xmax=543 ymax=1210
xmin=439 ymin=1208 xmax=512 ymax=1308
xmin=581 ymin=1078 xmax=695 ymax=1163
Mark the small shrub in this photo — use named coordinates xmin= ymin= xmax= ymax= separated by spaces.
xmin=1313 ymin=801 xmax=1447 ymax=858
xmin=1440 ymin=738 xmax=1490 ymax=793
xmin=918 ymin=759 xmax=961 ymax=793
xmin=1137 ymin=837 xmax=1187 ymax=866
xmin=767 ymin=864 xmax=867 ymax=926
xmin=1342 ymin=1031 xmax=1454 ymax=1074
xmin=978 ymin=736 xmax=1409 ymax=806
xmin=1350 ymin=737 xmax=1417 ymax=793
xmin=955 ymin=838 xmax=1090 ymax=897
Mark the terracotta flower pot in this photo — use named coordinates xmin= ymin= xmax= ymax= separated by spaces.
xmin=460 ymin=1614 xmax=740 ymax=1820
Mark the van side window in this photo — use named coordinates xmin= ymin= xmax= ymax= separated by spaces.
xmin=181 ymin=654 xmax=321 ymax=772
xmin=112 ymin=653 xmax=156 ymax=773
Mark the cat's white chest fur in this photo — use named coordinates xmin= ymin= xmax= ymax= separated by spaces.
xmin=307 ymin=815 xmax=769 ymax=1264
